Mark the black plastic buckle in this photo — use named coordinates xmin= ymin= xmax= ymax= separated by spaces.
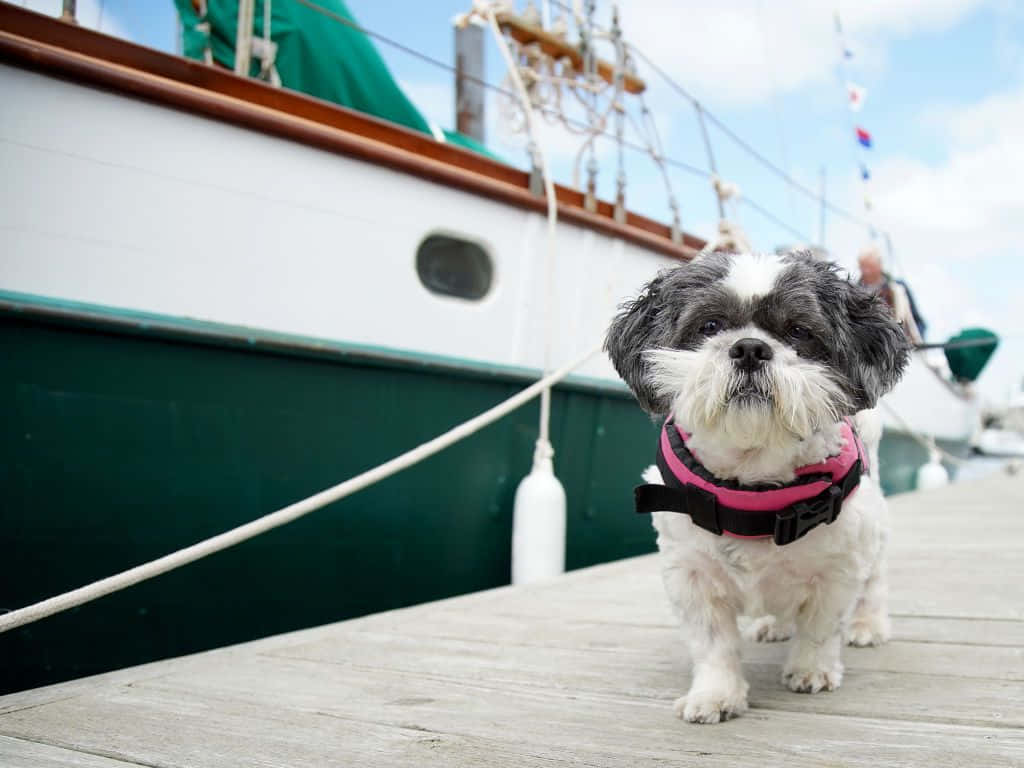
xmin=773 ymin=485 xmax=843 ymax=545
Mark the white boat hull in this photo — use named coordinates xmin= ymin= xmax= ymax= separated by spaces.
xmin=0 ymin=63 xmax=674 ymax=385
xmin=879 ymin=353 xmax=979 ymax=443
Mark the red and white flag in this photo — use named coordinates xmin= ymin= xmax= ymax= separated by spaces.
xmin=847 ymin=82 xmax=867 ymax=112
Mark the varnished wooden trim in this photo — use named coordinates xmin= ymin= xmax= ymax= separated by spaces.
xmin=0 ymin=3 xmax=702 ymax=258
xmin=495 ymin=11 xmax=647 ymax=94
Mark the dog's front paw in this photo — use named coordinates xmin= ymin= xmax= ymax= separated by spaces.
xmin=845 ymin=614 xmax=891 ymax=647
xmin=673 ymin=672 xmax=749 ymax=724
xmin=782 ymin=661 xmax=843 ymax=693
xmin=743 ymin=615 xmax=793 ymax=643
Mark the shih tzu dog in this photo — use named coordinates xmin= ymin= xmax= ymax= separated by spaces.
xmin=605 ymin=251 xmax=909 ymax=724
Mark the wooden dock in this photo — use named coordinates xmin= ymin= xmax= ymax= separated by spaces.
xmin=2 ymin=472 xmax=1022 ymax=766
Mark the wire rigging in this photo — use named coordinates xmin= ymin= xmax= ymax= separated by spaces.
xmin=287 ymin=0 xmax=848 ymax=244
xmin=739 ymin=197 xmax=813 ymax=244
xmin=626 ymin=43 xmax=874 ymax=232
xmin=288 ymin=0 xmax=703 ymax=175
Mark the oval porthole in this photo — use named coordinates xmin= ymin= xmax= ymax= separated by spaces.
xmin=416 ymin=235 xmax=493 ymax=301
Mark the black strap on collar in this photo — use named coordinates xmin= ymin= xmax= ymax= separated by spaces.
xmin=635 ymin=433 xmax=863 ymax=546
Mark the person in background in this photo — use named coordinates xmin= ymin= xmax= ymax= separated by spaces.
xmin=857 ymin=246 xmax=925 ymax=344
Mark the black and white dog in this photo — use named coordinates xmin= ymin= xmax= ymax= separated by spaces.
xmin=605 ymin=251 xmax=909 ymax=724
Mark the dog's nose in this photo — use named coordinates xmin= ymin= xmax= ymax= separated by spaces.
xmin=729 ymin=338 xmax=773 ymax=371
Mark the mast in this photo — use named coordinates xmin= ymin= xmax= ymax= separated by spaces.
xmin=454 ymin=18 xmax=486 ymax=144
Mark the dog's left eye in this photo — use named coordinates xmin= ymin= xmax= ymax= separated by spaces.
xmin=700 ymin=319 xmax=723 ymax=336
xmin=789 ymin=325 xmax=812 ymax=341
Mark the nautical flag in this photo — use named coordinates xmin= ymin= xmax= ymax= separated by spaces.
xmin=835 ymin=12 xmax=853 ymax=57
xmin=856 ymin=126 xmax=872 ymax=148
xmin=860 ymin=164 xmax=870 ymax=181
xmin=847 ymin=82 xmax=867 ymax=112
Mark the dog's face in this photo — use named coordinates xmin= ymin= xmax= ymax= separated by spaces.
xmin=605 ymin=251 xmax=909 ymax=443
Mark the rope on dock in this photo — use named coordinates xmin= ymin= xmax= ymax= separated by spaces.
xmin=0 ymin=343 xmax=602 ymax=635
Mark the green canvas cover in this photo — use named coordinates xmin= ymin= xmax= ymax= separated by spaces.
xmin=174 ymin=0 xmax=495 ymax=157
xmin=944 ymin=328 xmax=998 ymax=382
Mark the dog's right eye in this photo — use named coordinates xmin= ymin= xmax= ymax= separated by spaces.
xmin=700 ymin=319 xmax=723 ymax=336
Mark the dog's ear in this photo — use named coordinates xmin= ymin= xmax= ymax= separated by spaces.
xmin=836 ymin=281 xmax=911 ymax=411
xmin=605 ymin=271 xmax=674 ymax=415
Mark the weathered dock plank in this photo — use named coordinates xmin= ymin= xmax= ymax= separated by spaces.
xmin=0 ymin=736 xmax=149 ymax=768
xmin=1 ymin=471 xmax=1022 ymax=766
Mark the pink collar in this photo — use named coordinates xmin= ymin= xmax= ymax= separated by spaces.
xmin=639 ymin=418 xmax=867 ymax=543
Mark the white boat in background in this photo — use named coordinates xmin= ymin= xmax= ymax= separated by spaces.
xmin=973 ymin=391 xmax=1024 ymax=458
xmin=877 ymin=354 xmax=981 ymax=493
xmin=974 ymin=429 xmax=1024 ymax=458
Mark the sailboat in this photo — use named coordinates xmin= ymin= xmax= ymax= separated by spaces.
xmin=0 ymin=0 xmax=985 ymax=694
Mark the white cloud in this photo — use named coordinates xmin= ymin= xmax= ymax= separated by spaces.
xmin=871 ymin=87 xmax=1024 ymax=260
xmin=831 ymin=86 xmax=1024 ymax=403
xmin=618 ymin=0 xmax=990 ymax=106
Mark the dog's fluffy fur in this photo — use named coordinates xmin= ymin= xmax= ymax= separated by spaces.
xmin=605 ymin=251 xmax=909 ymax=724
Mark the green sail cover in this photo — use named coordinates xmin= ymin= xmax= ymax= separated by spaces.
xmin=944 ymin=328 xmax=998 ymax=382
xmin=174 ymin=0 xmax=494 ymax=156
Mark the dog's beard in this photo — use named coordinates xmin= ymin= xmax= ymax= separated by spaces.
xmin=645 ymin=345 xmax=851 ymax=448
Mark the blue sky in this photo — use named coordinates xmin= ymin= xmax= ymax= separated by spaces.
xmin=20 ymin=0 xmax=1024 ymax=403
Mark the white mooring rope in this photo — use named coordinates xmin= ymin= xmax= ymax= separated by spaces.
xmin=0 ymin=344 xmax=602 ymax=634
xmin=876 ymin=396 xmax=971 ymax=467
